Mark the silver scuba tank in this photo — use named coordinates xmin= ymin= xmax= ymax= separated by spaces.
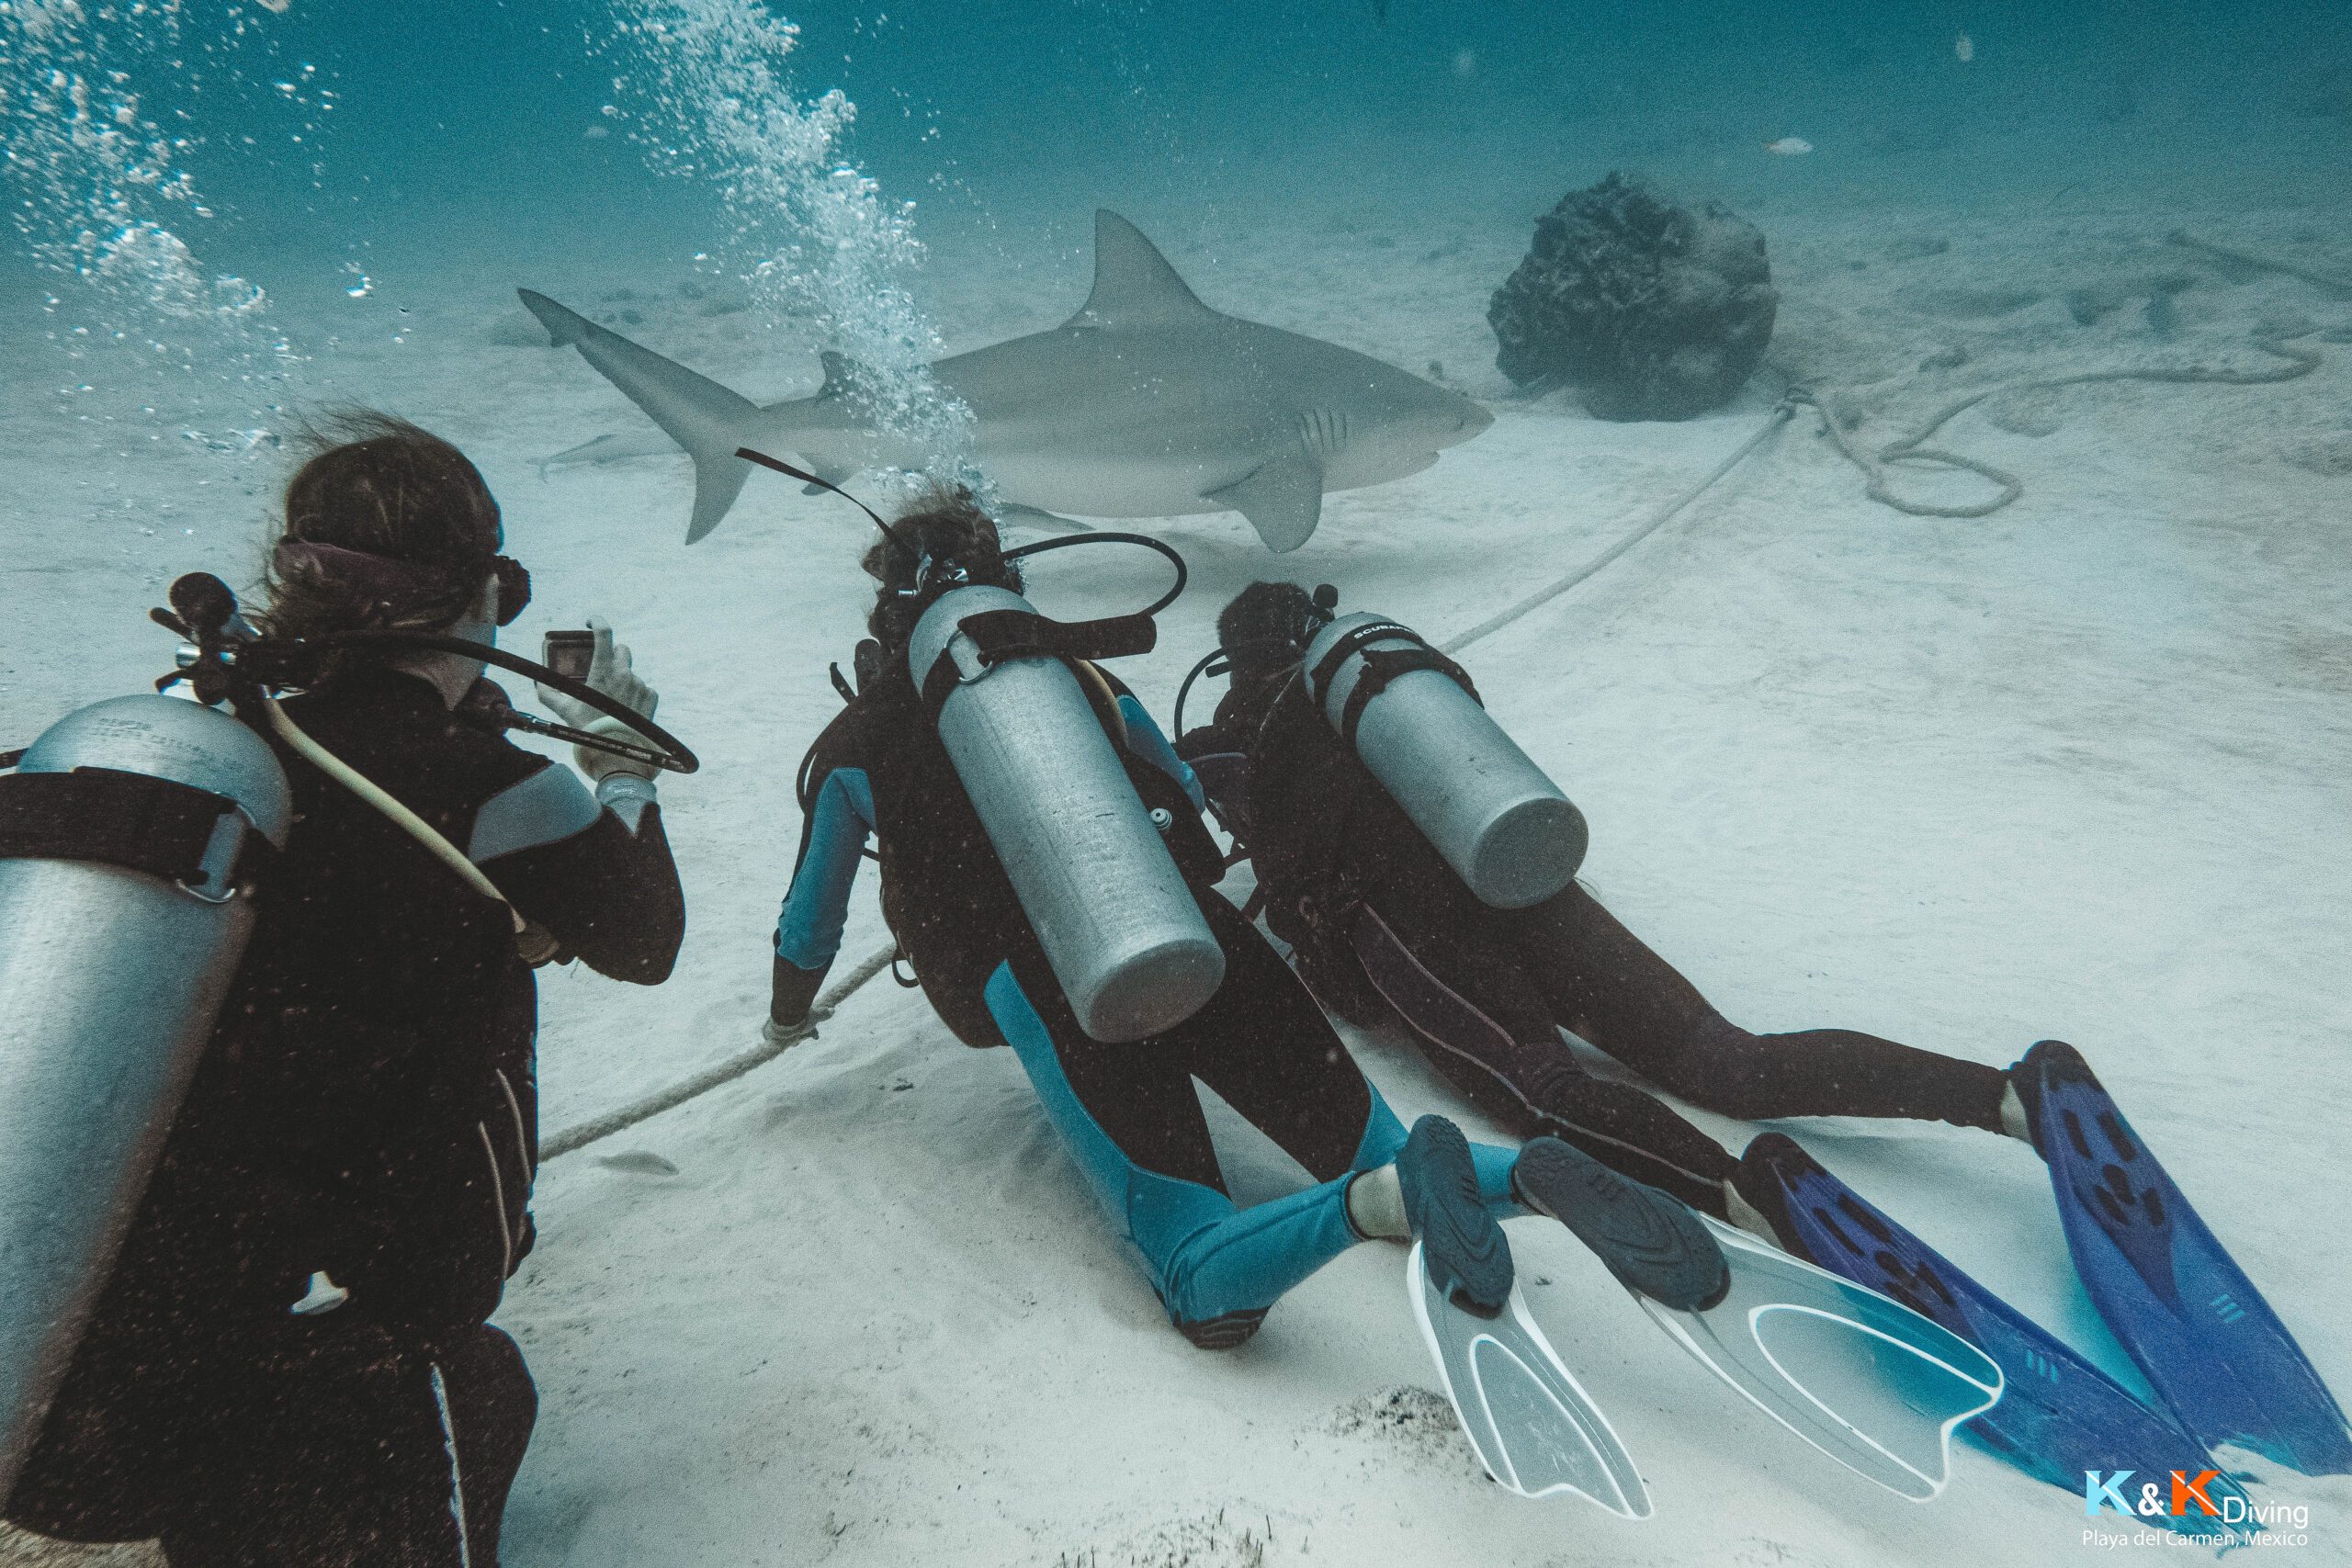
xmin=910 ymin=585 xmax=1224 ymax=1043
xmin=0 ymin=694 xmax=289 ymax=1495
xmin=1301 ymin=612 xmax=1587 ymax=909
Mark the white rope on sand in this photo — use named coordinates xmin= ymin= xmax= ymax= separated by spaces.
xmin=1439 ymin=398 xmax=1799 ymax=656
xmin=541 ymin=942 xmax=899 ymax=1159
xmin=1799 ymin=332 xmax=2322 ymax=520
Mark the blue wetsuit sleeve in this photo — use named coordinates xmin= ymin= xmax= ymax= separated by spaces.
xmin=775 ymin=766 xmax=875 ymax=970
xmin=1117 ymin=694 xmax=1205 ymax=812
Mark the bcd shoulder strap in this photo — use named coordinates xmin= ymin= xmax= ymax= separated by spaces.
xmin=919 ymin=609 xmax=1157 ymax=721
xmin=0 ymin=766 xmax=276 ymax=892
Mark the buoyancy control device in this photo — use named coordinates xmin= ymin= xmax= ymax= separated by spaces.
xmin=1301 ymin=612 xmax=1587 ymax=908
xmin=910 ymin=585 xmax=1224 ymax=1043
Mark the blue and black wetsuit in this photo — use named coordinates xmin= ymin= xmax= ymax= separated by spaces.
xmin=774 ymin=653 xmax=1521 ymax=1348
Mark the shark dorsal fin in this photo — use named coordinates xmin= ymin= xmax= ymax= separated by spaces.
xmin=1069 ymin=210 xmax=1215 ymax=329
xmin=817 ymin=351 xmax=889 ymax=404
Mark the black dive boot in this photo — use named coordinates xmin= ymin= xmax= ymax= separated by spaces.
xmin=1731 ymin=1134 xmax=1832 ymax=1263
xmin=1514 ymin=1136 xmax=1729 ymax=1312
xmin=1396 ymin=1115 xmax=1513 ymax=1317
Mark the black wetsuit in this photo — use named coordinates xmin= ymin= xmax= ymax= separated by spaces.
xmin=1181 ymin=667 xmax=2007 ymax=1216
xmin=6 ymin=667 xmax=684 ymax=1566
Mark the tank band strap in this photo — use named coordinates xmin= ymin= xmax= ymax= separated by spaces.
xmin=1306 ymin=620 xmax=1414 ymax=705
xmin=1307 ymin=623 xmax=1480 ymax=747
xmin=919 ymin=608 xmax=1157 ymax=721
xmin=0 ymin=767 xmax=275 ymax=888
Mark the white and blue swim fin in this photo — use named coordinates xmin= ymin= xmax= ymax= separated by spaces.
xmin=1407 ymin=1241 xmax=1653 ymax=1517
xmin=1635 ymin=1214 xmax=2005 ymax=1500
xmin=1511 ymin=1134 xmax=2004 ymax=1503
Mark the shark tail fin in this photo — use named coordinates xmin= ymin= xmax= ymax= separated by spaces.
xmin=517 ymin=288 xmax=762 ymax=545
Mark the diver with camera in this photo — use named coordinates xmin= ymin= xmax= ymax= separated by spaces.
xmin=0 ymin=413 xmax=689 ymax=1565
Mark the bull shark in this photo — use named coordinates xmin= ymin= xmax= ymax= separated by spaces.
xmin=517 ymin=210 xmax=1491 ymax=552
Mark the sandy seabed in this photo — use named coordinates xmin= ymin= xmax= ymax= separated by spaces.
xmin=3 ymin=177 xmax=2350 ymax=1568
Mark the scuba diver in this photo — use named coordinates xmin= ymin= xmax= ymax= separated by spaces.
xmin=4 ymin=413 xmax=686 ymax=1566
xmin=763 ymin=484 xmax=1724 ymax=1355
xmin=1174 ymin=580 xmax=2021 ymax=1228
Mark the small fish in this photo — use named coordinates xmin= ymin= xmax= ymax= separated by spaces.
xmin=1763 ymin=137 xmax=1814 ymax=156
xmin=1955 ymin=32 xmax=1974 ymax=63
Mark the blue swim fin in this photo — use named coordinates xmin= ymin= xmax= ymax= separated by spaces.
xmin=1407 ymin=1242 xmax=1651 ymax=1516
xmin=1741 ymin=1132 xmax=2255 ymax=1538
xmin=2017 ymin=1041 xmax=2352 ymax=1476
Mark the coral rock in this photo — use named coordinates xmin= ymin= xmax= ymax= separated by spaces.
xmin=1488 ymin=173 xmax=1778 ymax=421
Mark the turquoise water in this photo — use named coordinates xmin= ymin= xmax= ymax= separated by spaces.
xmin=8 ymin=0 xmax=2350 ymax=433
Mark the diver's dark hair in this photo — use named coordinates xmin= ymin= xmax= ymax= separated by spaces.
xmin=862 ymin=481 xmax=1023 ymax=649
xmin=1219 ymin=581 xmax=1330 ymax=679
xmin=257 ymin=410 xmax=502 ymax=649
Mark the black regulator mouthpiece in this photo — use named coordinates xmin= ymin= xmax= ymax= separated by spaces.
xmin=148 ymin=573 xmax=698 ymax=774
xmin=168 ymin=572 xmax=239 ymax=640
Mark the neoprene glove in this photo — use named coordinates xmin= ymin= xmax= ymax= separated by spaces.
xmin=535 ymin=616 xmax=661 ymax=784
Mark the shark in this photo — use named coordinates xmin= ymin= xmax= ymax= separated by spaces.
xmin=517 ymin=210 xmax=1492 ymax=552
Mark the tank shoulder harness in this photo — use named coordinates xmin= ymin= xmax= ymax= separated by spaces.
xmin=915 ymin=604 xmax=1158 ymax=721
xmin=0 ymin=766 xmax=277 ymax=900
xmin=1304 ymin=618 xmax=1479 ymax=746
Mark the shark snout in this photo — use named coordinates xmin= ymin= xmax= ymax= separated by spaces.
xmin=1456 ymin=400 xmax=1496 ymax=439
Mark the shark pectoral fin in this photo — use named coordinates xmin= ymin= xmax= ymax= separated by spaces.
xmin=1207 ymin=451 xmax=1325 ymax=552
xmin=686 ymin=451 xmax=752 ymax=545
